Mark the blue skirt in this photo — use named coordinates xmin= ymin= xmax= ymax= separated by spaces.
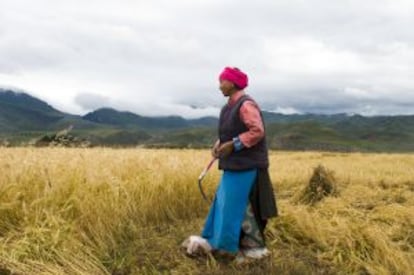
xmin=201 ymin=169 xmax=257 ymax=253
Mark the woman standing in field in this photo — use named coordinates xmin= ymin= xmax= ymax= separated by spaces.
xmin=186 ymin=67 xmax=278 ymax=260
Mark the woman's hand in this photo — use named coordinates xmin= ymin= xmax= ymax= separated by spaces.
xmin=211 ymin=140 xmax=220 ymax=158
xmin=217 ymin=140 xmax=234 ymax=158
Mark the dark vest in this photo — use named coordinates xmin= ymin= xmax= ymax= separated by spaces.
xmin=218 ymin=95 xmax=269 ymax=170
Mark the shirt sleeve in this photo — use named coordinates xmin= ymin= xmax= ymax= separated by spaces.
xmin=232 ymin=136 xmax=244 ymax=151
xmin=238 ymin=100 xmax=265 ymax=148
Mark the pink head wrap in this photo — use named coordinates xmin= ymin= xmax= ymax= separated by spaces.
xmin=219 ymin=67 xmax=248 ymax=90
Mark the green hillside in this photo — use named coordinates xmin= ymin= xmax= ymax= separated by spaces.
xmin=1 ymin=88 xmax=414 ymax=152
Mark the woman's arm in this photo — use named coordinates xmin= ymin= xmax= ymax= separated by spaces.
xmin=236 ymin=101 xmax=265 ymax=149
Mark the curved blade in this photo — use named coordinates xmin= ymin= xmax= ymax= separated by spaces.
xmin=198 ymin=157 xmax=217 ymax=203
xmin=198 ymin=178 xmax=210 ymax=202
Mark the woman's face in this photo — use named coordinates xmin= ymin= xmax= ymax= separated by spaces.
xmin=219 ymin=79 xmax=236 ymax=96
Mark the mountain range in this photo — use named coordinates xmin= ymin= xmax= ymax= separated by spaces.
xmin=1 ymin=88 xmax=414 ymax=152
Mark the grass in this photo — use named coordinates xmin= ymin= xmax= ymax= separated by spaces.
xmin=0 ymin=148 xmax=413 ymax=274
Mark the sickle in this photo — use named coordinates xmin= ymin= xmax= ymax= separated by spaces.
xmin=198 ymin=157 xmax=217 ymax=202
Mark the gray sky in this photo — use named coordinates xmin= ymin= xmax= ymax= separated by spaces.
xmin=1 ymin=0 xmax=414 ymax=118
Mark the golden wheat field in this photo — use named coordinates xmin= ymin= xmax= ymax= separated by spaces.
xmin=0 ymin=148 xmax=413 ymax=275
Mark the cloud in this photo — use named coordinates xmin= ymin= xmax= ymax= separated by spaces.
xmin=1 ymin=0 xmax=414 ymax=117
xmin=344 ymin=87 xmax=378 ymax=100
xmin=270 ymin=106 xmax=302 ymax=115
xmin=74 ymin=92 xmax=111 ymax=110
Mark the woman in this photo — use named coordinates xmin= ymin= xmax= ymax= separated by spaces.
xmin=187 ymin=67 xmax=278 ymax=259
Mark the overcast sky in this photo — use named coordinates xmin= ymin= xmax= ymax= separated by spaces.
xmin=1 ymin=0 xmax=414 ymax=118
